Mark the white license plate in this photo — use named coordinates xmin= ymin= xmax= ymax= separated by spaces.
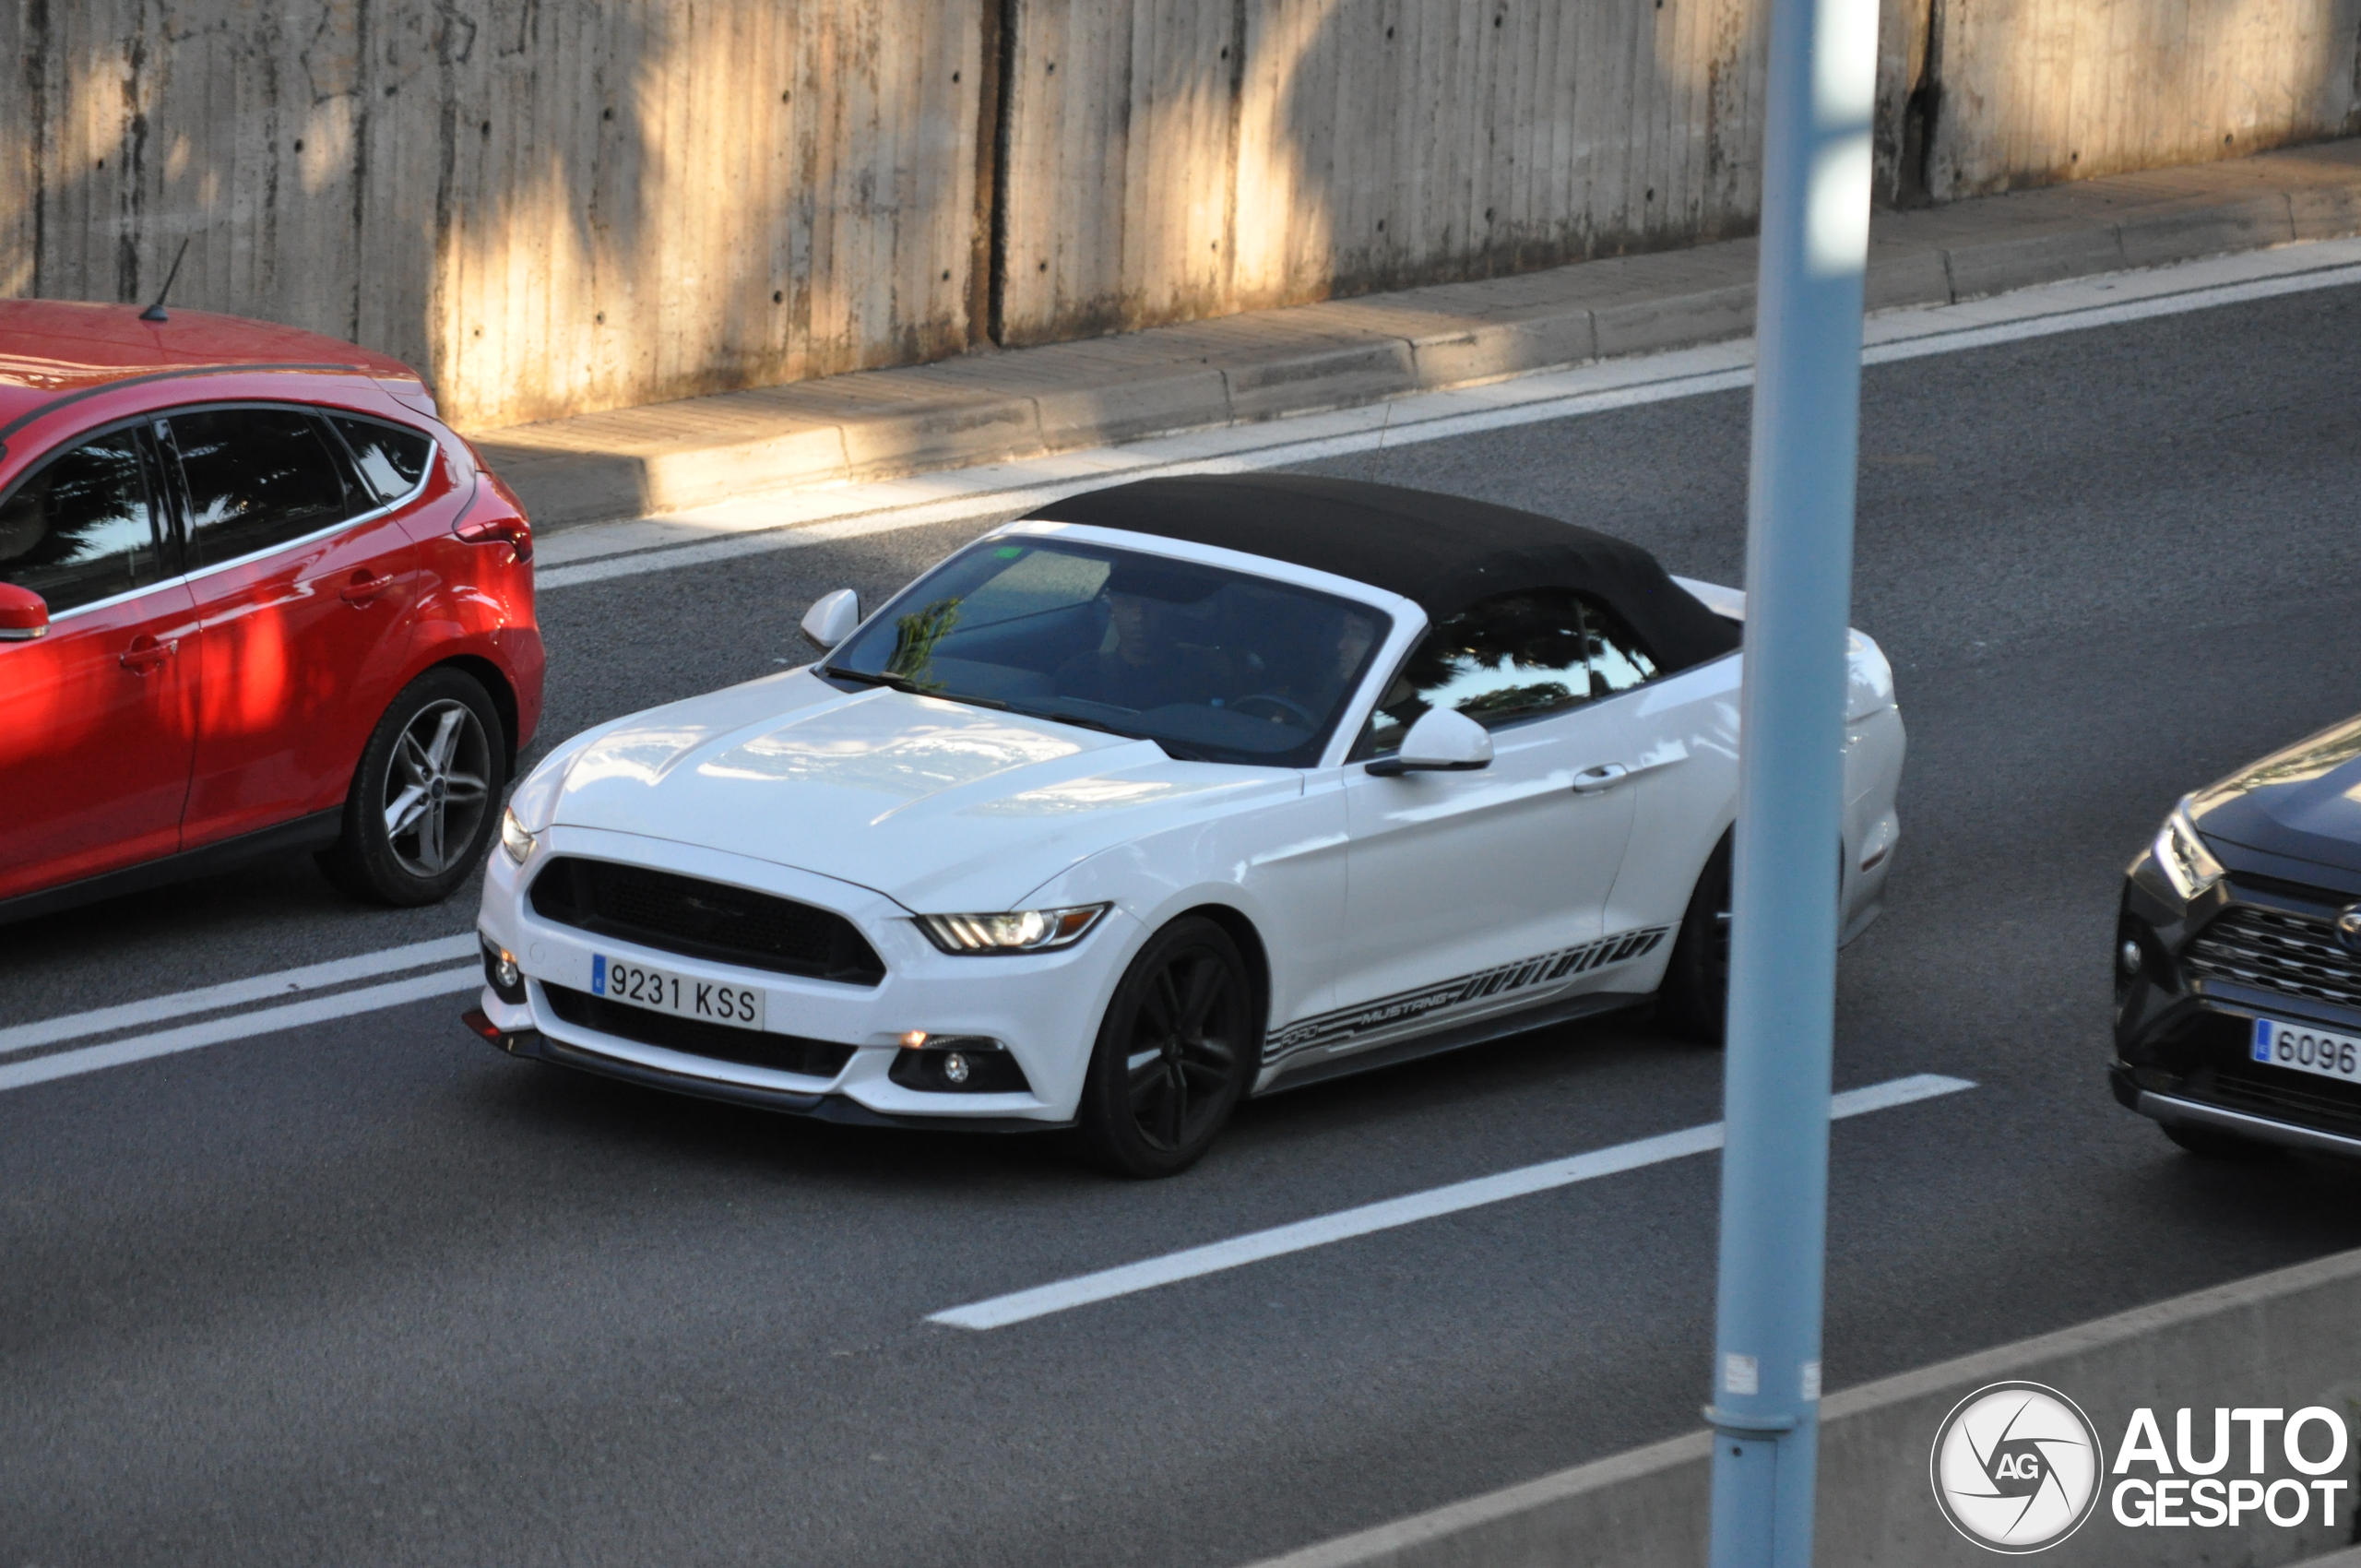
xmin=2250 ymin=1016 xmax=2361 ymax=1086
xmin=592 ymin=955 xmax=765 ymax=1031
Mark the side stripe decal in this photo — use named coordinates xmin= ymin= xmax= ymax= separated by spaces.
xmin=1264 ymin=926 xmax=1671 ymax=1065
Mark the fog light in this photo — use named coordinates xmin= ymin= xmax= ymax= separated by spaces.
xmin=887 ymin=1035 xmax=1029 ymax=1095
xmin=481 ymin=935 xmax=528 ymax=1004
xmin=2118 ymin=939 xmax=2142 ymax=977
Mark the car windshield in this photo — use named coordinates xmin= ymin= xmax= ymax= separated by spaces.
xmin=824 ymin=537 xmax=1391 ymax=767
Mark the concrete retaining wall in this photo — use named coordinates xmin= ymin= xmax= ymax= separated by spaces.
xmin=6 ymin=0 xmax=2357 ymax=429
xmin=1244 ymin=1247 xmax=2361 ymax=1568
xmin=1 ymin=0 xmax=991 ymax=430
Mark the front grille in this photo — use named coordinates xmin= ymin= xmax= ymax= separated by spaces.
xmin=528 ymin=857 xmax=884 ymax=984
xmin=2189 ymin=1061 xmax=2361 ymax=1140
xmin=2183 ymin=904 xmax=2361 ymax=1010
xmin=541 ymin=982 xmax=857 ymax=1079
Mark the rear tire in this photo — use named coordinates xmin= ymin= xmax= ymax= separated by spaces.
xmin=1656 ymin=834 xmax=1732 ymax=1044
xmin=319 ymin=668 xmax=507 ymax=907
xmin=1076 ymin=917 xmax=1256 ymax=1179
xmin=2162 ymin=1122 xmax=2282 ymax=1161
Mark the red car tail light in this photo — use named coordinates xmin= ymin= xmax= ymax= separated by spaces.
xmin=456 ymin=514 xmax=533 ymax=564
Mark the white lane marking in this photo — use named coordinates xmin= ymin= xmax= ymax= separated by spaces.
xmin=533 ymin=238 xmax=2361 ymax=591
xmin=0 ymin=967 xmax=481 ymax=1096
xmin=0 ymin=934 xmax=480 ymax=1060
xmin=926 ymin=1072 xmax=1975 ymax=1330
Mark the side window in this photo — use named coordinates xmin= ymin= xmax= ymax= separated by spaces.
xmin=0 ymin=430 xmax=167 ymax=615
xmin=165 ymin=407 xmax=353 ymax=566
xmin=1576 ymin=593 xmax=1660 ymax=697
xmin=1359 ymin=589 xmax=1593 ymax=756
xmin=326 ymin=414 xmax=435 ymax=504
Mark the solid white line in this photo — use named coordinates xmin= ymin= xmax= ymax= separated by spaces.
xmin=0 ymin=966 xmax=481 ymax=1095
xmin=1860 ymin=260 xmax=2361 ymax=366
xmin=0 ymin=933 xmax=480 ymax=1059
xmin=533 ymin=238 xmax=2361 ymax=592
xmin=926 ymin=1072 xmax=1975 ymax=1331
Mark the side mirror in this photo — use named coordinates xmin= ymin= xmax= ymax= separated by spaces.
xmin=1365 ymin=707 xmax=1492 ymax=777
xmin=0 ymin=583 xmax=49 ymax=643
xmin=800 ymin=588 xmax=860 ymax=652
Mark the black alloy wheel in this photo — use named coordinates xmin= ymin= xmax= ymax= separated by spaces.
xmin=1656 ymin=832 xmax=1733 ymax=1044
xmin=1077 ymin=916 xmax=1256 ymax=1178
xmin=319 ymin=667 xmax=509 ymax=907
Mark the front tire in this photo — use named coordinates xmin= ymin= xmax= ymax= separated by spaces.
xmin=1076 ymin=917 xmax=1256 ymax=1178
xmin=1656 ymin=833 xmax=1732 ymax=1044
xmin=319 ymin=668 xmax=507 ymax=907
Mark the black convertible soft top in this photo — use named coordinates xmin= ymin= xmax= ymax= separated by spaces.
xmin=1028 ymin=474 xmax=1740 ymax=674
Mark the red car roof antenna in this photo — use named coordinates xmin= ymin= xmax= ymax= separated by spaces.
xmin=137 ymin=239 xmax=191 ymax=323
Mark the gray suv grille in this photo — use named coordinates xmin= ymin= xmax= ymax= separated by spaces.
xmin=2184 ymin=905 xmax=2361 ymax=1010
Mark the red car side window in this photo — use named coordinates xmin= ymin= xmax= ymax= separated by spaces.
xmin=165 ymin=407 xmax=355 ymax=568
xmin=0 ymin=430 xmax=168 ymax=614
xmin=326 ymin=414 xmax=434 ymax=505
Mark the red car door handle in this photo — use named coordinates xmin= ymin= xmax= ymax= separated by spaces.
xmin=340 ymin=570 xmax=394 ymax=606
xmin=119 ymin=636 xmax=177 ymax=672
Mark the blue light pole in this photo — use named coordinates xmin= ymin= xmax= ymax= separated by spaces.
xmin=1704 ymin=0 xmax=1878 ymax=1553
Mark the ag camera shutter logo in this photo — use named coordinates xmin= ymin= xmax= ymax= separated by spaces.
xmin=1929 ymin=1382 xmax=2106 ymax=1552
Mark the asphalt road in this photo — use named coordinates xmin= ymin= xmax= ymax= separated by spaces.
xmin=7 ymin=280 xmax=2361 ymax=1568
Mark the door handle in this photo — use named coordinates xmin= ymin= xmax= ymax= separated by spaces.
xmin=119 ymin=635 xmax=177 ymax=673
xmin=340 ymin=569 xmax=394 ymax=605
xmin=1572 ymin=764 xmax=1629 ymax=793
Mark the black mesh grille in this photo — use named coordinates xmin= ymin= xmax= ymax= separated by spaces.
xmin=528 ymin=858 xmax=884 ymax=984
xmin=541 ymin=983 xmax=857 ymax=1079
xmin=2189 ymin=1061 xmax=2361 ymax=1140
xmin=2183 ymin=904 xmax=2361 ymax=1010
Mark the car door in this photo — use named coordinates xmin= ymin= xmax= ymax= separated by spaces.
xmin=1590 ymin=597 xmax=1741 ymax=943
xmin=160 ymin=404 xmax=422 ymax=849
xmin=0 ymin=423 xmax=203 ymax=899
xmin=1330 ymin=588 xmax=1647 ymax=1031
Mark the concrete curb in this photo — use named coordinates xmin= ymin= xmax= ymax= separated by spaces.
xmin=473 ymin=138 xmax=2361 ymax=531
xmin=1235 ymin=1247 xmax=2361 ymax=1568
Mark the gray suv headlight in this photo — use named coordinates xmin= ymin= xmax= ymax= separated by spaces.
xmin=2152 ymin=798 xmax=2225 ymax=904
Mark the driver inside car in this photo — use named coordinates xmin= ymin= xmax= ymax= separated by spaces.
xmin=1053 ymin=559 xmax=1246 ymax=714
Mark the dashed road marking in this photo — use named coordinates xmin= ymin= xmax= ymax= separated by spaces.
xmin=926 ymin=1073 xmax=1975 ymax=1330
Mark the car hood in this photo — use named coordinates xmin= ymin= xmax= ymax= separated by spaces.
xmin=2191 ymin=714 xmax=2361 ymax=876
xmin=542 ymin=671 xmax=1294 ymax=909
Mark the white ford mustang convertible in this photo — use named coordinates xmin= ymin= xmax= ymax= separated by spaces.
xmin=469 ymin=476 xmax=1904 ymax=1175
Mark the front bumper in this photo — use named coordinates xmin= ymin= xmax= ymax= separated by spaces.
xmin=473 ymin=825 xmax=1133 ymax=1126
xmin=462 ymin=1008 xmax=1067 ymax=1132
xmin=2112 ymin=847 xmax=2361 ymax=1155
xmin=2109 ymin=1066 xmax=2361 ymax=1159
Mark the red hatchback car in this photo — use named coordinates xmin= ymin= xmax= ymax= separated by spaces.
xmin=0 ymin=301 xmax=543 ymax=917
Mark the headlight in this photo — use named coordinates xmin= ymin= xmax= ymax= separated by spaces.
xmin=2152 ymin=798 xmax=2225 ymax=903
xmin=498 ymin=806 xmax=537 ymax=866
xmin=914 ymin=904 xmax=1109 ymax=955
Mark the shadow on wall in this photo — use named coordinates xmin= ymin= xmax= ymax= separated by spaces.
xmin=5 ymin=0 xmax=2358 ymax=428
xmin=992 ymin=0 xmax=1774 ymax=348
xmin=2 ymin=0 xmax=988 ymax=430
xmin=1906 ymin=0 xmax=2361 ymax=199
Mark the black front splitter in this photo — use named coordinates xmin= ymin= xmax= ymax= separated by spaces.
xmin=461 ymin=1010 xmax=1068 ymax=1134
